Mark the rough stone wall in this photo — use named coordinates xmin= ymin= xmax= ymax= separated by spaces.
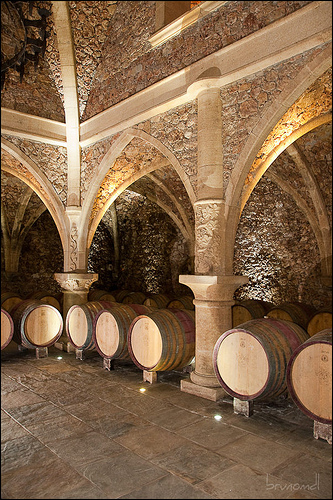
xmin=88 ymin=190 xmax=191 ymax=296
xmin=1 ymin=211 xmax=63 ymax=297
xmin=234 ymin=175 xmax=331 ymax=310
xmin=84 ymin=0 xmax=311 ymax=119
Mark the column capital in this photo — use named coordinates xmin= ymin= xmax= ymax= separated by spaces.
xmin=54 ymin=272 xmax=98 ymax=292
xmin=187 ymin=77 xmax=221 ymax=100
xmin=179 ymin=274 xmax=248 ymax=301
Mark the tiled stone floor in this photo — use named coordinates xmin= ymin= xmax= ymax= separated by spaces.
xmin=1 ymin=342 xmax=332 ymax=499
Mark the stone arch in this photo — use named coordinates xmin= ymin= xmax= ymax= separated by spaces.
xmin=1 ymin=138 xmax=69 ymax=257
xmin=82 ymin=128 xmax=196 ymax=249
xmin=224 ymin=48 xmax=332 ymax=273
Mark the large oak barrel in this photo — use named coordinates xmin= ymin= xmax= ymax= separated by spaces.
xmin=167 ymin=295 xmax=194 ymax=310
xmin=213 ymin=318 xmax=309 ymax=401
xmin=93 ymin=304 xmax=154 ymax=360
xmin=1 ymin=292 xmax=23 ymax=313
xmin=27 ymin=291 xmax=62 ymax=311
xmin=128 ymin=308 xmax=195 ymax=372
xmin=122 ymin=291 xmax=147 ymax=305
xmin=266 ymin=302 xmax=316 ymax=329
xmin=1 ymin=308 xmax=14 ymax=350
xmin=143 ymin=293 xmax=172 ymax=309
xmin=287 ymin=328 xmax=332 ymax=424
xmin=232 ymin=299 xmax=273 ymax=327
xmin=306 ymin=307 xmax=332 ymax=337
xmin=10 ymin=299 xmax=63 ymax=349
xmin=66 ymin=300 xmax=117 ymax=350
xmin=89 ymin=289 xmax=117 ymax=303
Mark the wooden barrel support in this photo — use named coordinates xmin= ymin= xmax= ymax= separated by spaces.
xmin=128 ymin=308 xmax=195 ymax=372
xmin=1 ymin=308 xmax=14 ymax=350
xmin=10 ymin=299 xmax=63 ymax=349
xmin=213 ymin=317 xmax=309 ymax=402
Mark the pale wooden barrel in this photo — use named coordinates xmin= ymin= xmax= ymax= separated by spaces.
xmin=27 ymin=291 xmax=62 ymax=311
xmin=93 ymin=304 xmax=154 ymax=360
xmin=306 ymin=308 xmax=332 ymax=337
xmin=213 ymin=318 xmax=309 ymax=401
xmin=89 ymin=289 xmax=117 ymax=303
xmin=167 ymin=295 xmax=194 ymax=310
xmin=143 ymin=293 xmax=172 ymax=309
xmin=122 ymin=291 xmax=147 ymax=305
xmin=66 ymin=300 xmax=117 ymax=350
xmin=1 ymin=292 xmax=23 ymax=313
xmin=266 ymin=302 xmax=316 ymax=329
xmin=232 ymin=299 xmax=273 ymax=327
xmin=128 ymin=308 xmax=195 ymax=372
xmin=287 ymin=328 xmax=332 ymax=424
xmin=10 ymin=299 xmax=63 ymax=349
xmin=1 ymin=308 xmax=14 ymax=350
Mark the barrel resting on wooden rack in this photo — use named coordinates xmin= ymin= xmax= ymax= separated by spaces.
xmin=213 ymin=317 xmax=309 ymax=417
xmin=287 ymin=328 xmax=332 ymax=444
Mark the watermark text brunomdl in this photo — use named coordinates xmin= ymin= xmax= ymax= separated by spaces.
xmin=266 ymin=473 xmax=320 ymax=492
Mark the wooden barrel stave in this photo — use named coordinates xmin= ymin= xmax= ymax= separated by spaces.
xmin=1 ymin=292 xmax=23 ymax=313
xmin=213 ymin=317 xmax=309 ymax=401
xmin=266 ymin=302 xmax=316 ymax=329
xmin=143 ymin=293 xmax=171 ymax=309
xmin=122 ymin=292 xmax=147 ymax=305
xmin=306 ymin=308 xmax=332 ymax=337
xmin=10 ymin=299 xmax=63 ymax=349
xmin=27 ymin=291 xmax=62 ymax=311
xmin=166 ymin=295 xmax=194 ymax=310
xmin=127 ymin=308 xmax=195 ymax=372
xmin=232 ymin=299 xmax=273 ymax=327
xmin=1 ymin=308 xmax=14 ymax=350
xmin=287 ymin=328 xmax=332 ymax=424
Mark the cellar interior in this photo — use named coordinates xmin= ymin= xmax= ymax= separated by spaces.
xmin=1 ymin=1 xmax=332 ymax=499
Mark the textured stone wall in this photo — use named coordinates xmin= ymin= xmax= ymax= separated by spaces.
xmin=234 ymin=175 xmax=331 ymax=309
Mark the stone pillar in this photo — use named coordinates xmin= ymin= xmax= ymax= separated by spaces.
xmin=53 ymin=271 xmax=98 ymax=348
xmin=179 ymin=77 xmax=248 ymax=401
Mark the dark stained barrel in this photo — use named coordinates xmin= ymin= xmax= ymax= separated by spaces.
xmin=306 ymin=307 xmax=332 ymax=337
xmin=232 ymin=299 xmax=273 ymax=327
xmin=167 ymin=295 xmax=194 ymax=310
xmin=1 ymin=308 xmax=14 ymax=350
xmin=122 ymin=291 xmax=147 ymax=305
xmin=287 ymin=328 xmax=332 ymax=424
xmin=213 ymin=317 xmax=309 ymax=401
xmin=266 ymin=302 xmax=316 ymax=329
xmin=1 ymin=292 xmax=23 ymax=313
xmin=10 ymin=299 xmax=63 ymax=349
xmin=128 ymin=308 xmax=195 ymax=372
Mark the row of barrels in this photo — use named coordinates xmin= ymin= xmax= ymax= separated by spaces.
xmin=213 ymin=318 xmax=332 ymax=425
xmin=1 ymin=300 xmax=63 ymax=351
xmin=232 ymin=299 xmax=332 ymax=336
xmin=66 ymin=300 xmax=195 ymax=372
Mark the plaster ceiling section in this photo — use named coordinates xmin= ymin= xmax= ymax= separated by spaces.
xmin=1 ymin=1 xmax=65 ymax=122
xmin=68 ymin=1 xmax=118 ymax=119
xmin=90 ymin=137 xmax=168 ymax=223
xmin=267 ymin=148 xmax=315 ymax=213
xmin=296 ymin=121 xmax=332 ymax=226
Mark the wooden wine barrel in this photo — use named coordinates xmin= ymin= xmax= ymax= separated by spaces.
xmin=213 ymin=317 xmax=309 ymax=401
xmin=89 ymin=289 xmax=117 ymax=303
xmin=27 ymin=291 xmax=62 ymax=311
xmin=167 ymin=295 xmax=194 ymax=310
xmin=93 ymin=304 xmax=154 ymax=360
xmin=113 ymin=290 xmax=131 ymax=302
xmin=10 ymin=299 xmax=63 ymax=349
xmin=66 ymin=300 xmax=117 ymax=351
xmin=306 ymin=307 xmax=332 ymax=337
xmin=232 ymin=299 xmax=273 ymax=327
xmin=1 ymin=292 xmax=23 ymax=313
xmin=143 ymin=293 xmax=172 ymax=309
xmin=122 ymin=291 xmax=146 ymax=305
xmin=1 ymin=308 xmax=14 ymax=350
xmin=287 ymin=328 xmax=332 ymax=424
xmin=128 ymin=308 xmax=195 ymax=372
xmin=266 ymin=302 xmax=316 ymax=329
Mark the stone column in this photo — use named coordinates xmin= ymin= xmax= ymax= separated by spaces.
xmin=54 ymin=271 xmax=98 ymax=348
xmin=180 ymin=78 xmax=248 ymax=401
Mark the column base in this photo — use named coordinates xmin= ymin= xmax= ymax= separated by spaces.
xmin=181 ymin=379 xmax=225 ymax=402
